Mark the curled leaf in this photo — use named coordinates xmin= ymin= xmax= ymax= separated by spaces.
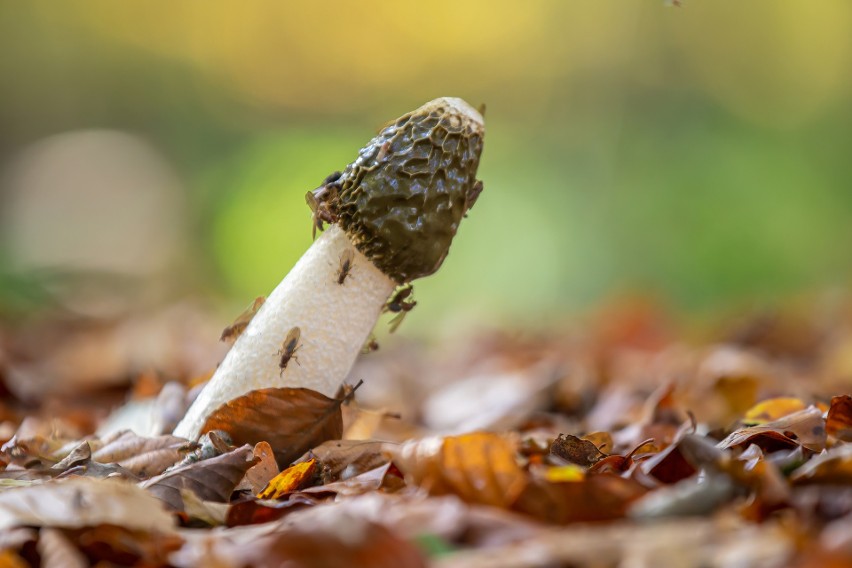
xmin=257 ymin=459 xmax=318 ymax=500
xmin=550 ymin=434 xmax=606 ymax=466
xmin=718 ymin=406 xmax=826 ymax=453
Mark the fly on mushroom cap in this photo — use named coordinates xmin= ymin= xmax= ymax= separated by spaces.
xmin=309 ymin=97 xmax=485 ymax=284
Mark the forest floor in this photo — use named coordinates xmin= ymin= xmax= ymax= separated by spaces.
xmin=2 ymin=297 xmax=852 ymax=567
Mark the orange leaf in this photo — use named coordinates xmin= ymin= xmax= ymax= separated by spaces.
xmin=826 ymin=395 xmax=852 ymax=442
xmin=742 ymin=397 xmax=807 ymax=425
xmin=390 ymin=432 xmax=527 ymax=508
xmin=258 ymin=459 xmax=318 ymax=500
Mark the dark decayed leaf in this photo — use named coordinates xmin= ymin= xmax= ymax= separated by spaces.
xmin=639 ymin=435 xmax=698 ymax=485
xmin=141 ymin=444 xmax=256 ymax=512
xmin=550 ymin=434 xmax=606 ymax=466
xmin=826 ymin=395 xmax=852 ymax=442
xmin=200 ymin=387 xmax=350 ymax=467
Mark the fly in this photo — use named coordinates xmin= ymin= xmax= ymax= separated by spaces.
xmin=277 ymin=326 xmax=302 ymax=374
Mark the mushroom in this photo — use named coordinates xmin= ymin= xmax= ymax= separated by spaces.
xmin=173 ymin=97 xmax=485 ymax=440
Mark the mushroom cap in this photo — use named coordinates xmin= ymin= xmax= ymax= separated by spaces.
xmin=335 ymin=97 xmax=485 ymax=283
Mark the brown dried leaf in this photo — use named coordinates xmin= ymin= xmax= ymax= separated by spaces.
xmin=550 ymin=434 xmax=606 ymax=466
xmin=237 ymin=441 xmax=279 ymax=494
xmin=0 ymin=477 xmax=175 ymax=532
xmin=299 ymin=463 xmax=399 ymax=499
xmin=50 ymin=441 xmax=92 ymax=472
xmin=200 ymin=387 xmax=348 ymax=467
xmin=826 ymin=395 xmax=852 ymax=442
xmin=515 ymin=474 xmax=648 ymax=524
xmin=718 ymin=406 xmax=826 ymax=453
xmin=141 ymin=444 xmax=256 ymax=512
xmin=225 ymin=494 xmax=321 ymax=527
xmin=310 ymin=439 xmax=388 ymax=483
xmin=389 ymin=432 xmax=527 ymax=508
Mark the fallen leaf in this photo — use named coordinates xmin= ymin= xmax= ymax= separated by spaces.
xmin=72 ymin=524 xmax=185 ymax=566
xmin=0 ymin=477 xmax=175 ymax=532
xmin=826 ymin=395 xmax=852 ymax=442
xmin=237 ymin=441 xmax=279 ymax=494
xmin=583 ymin=432 xmax=614 ymax=453
xmin=718 ymin=406 xmax=826 ymax=453
xmin=50 ymin=441 xmax=92 ymax=472
xmin=310 ymin=439 xmax=388 ymax=483
xmin=180 ymin=488 xmax=229 ymax=526
xmin=515 ymin=473 xmax=647 ymax=524
xmin=550 ymin=434 xmax=606 ymax=466
xmin=389 ymin=432 xmax=527 ymax=508
xmin=93 ymin=431 xmax=190 ymax=463
xmin=225 ymin=494 xmax=321 ymax=527
xmin=141 ymin=444 xmax=256 ymax=512
xmin=200 ymin=387 xmax=349 ymax=467
xmin=791 ymin=444 xmax=852 ymax=484
xmin=743 ymin=397 xmax=808 ymax=426
xmin=257 ymin=459 xmax=318 ymax=499
xmin=299 ymin=463 xmax=400 ymax=498
xmin=0 ymin=550 xmax=28 ymax=568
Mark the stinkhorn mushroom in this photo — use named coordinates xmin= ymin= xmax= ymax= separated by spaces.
xmin=173 ymin=97 xmax=485 ymax=440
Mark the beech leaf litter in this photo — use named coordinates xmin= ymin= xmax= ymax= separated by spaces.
xmin=3 ymin=300 xmax=852 ymax=566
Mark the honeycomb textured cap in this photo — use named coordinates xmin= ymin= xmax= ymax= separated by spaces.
xmin=335 ymin=97 xmax=485 ymax=283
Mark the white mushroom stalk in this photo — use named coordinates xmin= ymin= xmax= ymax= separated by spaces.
xmin=174 ymin=97 xmax=485 ymax=440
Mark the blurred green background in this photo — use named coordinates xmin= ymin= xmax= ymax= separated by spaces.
xmin=1 ymin=1 xmax=851 ymax=331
